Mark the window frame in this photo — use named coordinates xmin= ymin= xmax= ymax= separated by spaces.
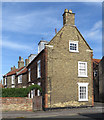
xmin=4 ymin=77 xmax=7 ymax=85
xmin=69 ymin=41 xmax=79 ymax=52
xmin=94 ymin=70 xmax=98 ymax=77
xmin=28 ymin=68 xmax=31 ymax=82
xmin=78 ymin=83 xmax=89 ymax=101
xmin=11 ymin=75 xmax=15 ymax=84
xmin=37 ymin=60 xmax=41 ymax=78
xmin=78 ymin=61 xmax=88 ymax=77
xmin=18 ymin=75 xmax=22 ymax=84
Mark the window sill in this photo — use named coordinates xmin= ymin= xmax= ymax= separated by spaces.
xmin=78 ymin=75 xmax=88 ymax=78
xmin=37 ymin=77 xmax=41 ymax=79
xmin=69 ymin=50 xmax=79 ymax=53
xmin=78 ymin=99 xmax=88 ymax=102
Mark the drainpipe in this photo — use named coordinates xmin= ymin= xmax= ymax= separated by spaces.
xmin=44 ymin=48 xmax=48 ymax=109
xmin=91 ymin=52 xmax=94 ymax=106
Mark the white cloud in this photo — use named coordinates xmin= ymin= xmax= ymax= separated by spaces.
xmin=3 ymin=9 xmax=62 ymax=36
xmin=91 ymin=21 xmax=102 ymax=31
xmin=84 ymin=20 xmax=102 ymax=41
xmin=1 ymin=37 xmax=32 ymax=51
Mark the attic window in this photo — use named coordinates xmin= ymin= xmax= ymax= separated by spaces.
xmin=69 ymin=41 xmax=79 ymax=52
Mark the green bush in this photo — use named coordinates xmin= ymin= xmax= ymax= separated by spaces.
xmin=1 ymin=85 xmax=42 ymax=97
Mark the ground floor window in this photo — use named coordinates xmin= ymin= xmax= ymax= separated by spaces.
xmin=78 ymin=83 xmax=89 ymax=101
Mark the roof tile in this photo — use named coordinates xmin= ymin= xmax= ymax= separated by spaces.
xmin=5 ymin=66 xmax=24 ymax=76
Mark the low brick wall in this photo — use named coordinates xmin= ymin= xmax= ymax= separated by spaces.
xmin=2 ymin=97 xmax=33 ymax=111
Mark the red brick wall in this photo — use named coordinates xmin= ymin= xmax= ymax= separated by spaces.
xmin=2 ymin=97 xmax=33 ymax=111
xmin=27 ymin=49 xmax=46 ymax=107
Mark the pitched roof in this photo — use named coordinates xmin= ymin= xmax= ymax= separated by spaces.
xmin=4 ymin=67 xmax=24 ymax=76
xmin=17 ymin=67 xmax=27 ymax=76
xmin=48 ymin=25 xmax=92 ymax=51
xmin=75 ymin=26 xmax=92 ymax=50
xmin=93 ymin=59 xmax=101 ymax=64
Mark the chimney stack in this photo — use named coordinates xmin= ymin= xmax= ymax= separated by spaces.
xmin=11 ymin=67 xmax=13 ymax=71
xmin=11 ymin=66 xmax=16 ymax=71
xmin=19 ymin=56 xmax=21 ymax=61
xmin=62 ymin=9 xmax=75 ymax=26
xmin=18 ymin=56 xmax=24 ymax=68
xmin=25 ymin=59 xmax=29 ymax=66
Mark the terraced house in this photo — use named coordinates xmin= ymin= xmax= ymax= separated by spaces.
xmin=3 ymin=55 xmax=35 ymax=88
xmin=27 ymin=9 xmax=94 ymax=109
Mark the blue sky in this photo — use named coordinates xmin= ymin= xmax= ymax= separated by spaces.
xmin=1 ymin=2 xmax=102 ymax=81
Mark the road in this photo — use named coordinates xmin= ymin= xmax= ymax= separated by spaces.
xmin=1 ymin=103 xmax=104 ymax=120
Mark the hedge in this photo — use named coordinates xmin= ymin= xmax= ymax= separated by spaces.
xmin=1 ymin=85 xmax=42 ymax=97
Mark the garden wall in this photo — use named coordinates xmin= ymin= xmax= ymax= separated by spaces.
xmin=2 ymin=97 xmax=33 ymax=111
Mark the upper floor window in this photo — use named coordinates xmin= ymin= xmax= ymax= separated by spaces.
xmin=37 ymin=60 xmax=41 ymax=78
xmin=4 ymin=77 xmax=7 ymax=85
xmin=28 ymin=68 xmax=31 ymax=82
xmin=78 ymin=83 xmax=89 ymax=101
xmin=69 ymin=41 xmax=78 ymax=52
xmin=11 ymin=75 xmax=15 ymax=84
xmin=78 ymin=61 xmax=87 ymax=77
xmin=18 ymin=75 xmax=22 ymax=83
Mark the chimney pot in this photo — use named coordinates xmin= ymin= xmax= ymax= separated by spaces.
xmin=19 ymin=56 xmax=21 ymax=61
xmin=11 ymin=67 xmax=13 ymax=71
xmin=69 ymin=9 xmax=72 ymax=13
xmin=64 ymin=9 xmax=68 ymax=13
xmin=21 ymin=58 xmax=23 ymax=61
xmin=18 ymin=56 xmax=24 ymax=68
xmin=25 ymin=59 xmax=29 ymax=66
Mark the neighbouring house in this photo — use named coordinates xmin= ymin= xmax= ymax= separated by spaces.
xmin=3 ymin=66 xmax=24 ymax=88
xmin=93 ymin=59 xmax=101 ymax=102
xmin=3 ymin=54 xmax=37 ymax=88
xmin=99 ymin=56 xmax=104 ymax=102
xmin=15 ymin=67 xmax=28 ymax=88
xmin=27 ymin=9 xmax=93 ymax=110
xmin=93 ymin=57 xmax=104 ymax=102
xmin=3 ymin=56 xmax=28 ymax=88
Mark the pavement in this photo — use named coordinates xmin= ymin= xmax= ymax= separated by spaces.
xmin=1 ymin=102 xmax=104 ymax=119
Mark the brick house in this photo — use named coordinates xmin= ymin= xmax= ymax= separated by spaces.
xmin=98 ymin=56 xmax=104 ymax=102
xmin=93 ymin=57 xmax=104 ymax=102
xmin=93 ymin=59 xmax=101 ymax=102
xmin=27 ymin=9 xmax=94 ymax=109
xmin=3 ymin=56 xmax=28 ymax=88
